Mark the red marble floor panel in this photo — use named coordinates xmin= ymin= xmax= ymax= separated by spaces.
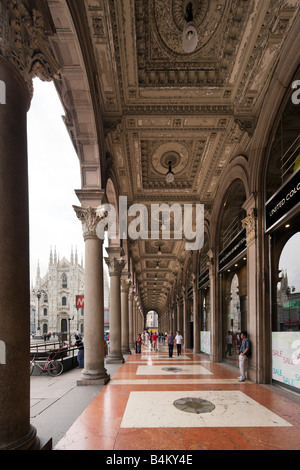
xmin=55 ymin=348 xmax=300 ymax=450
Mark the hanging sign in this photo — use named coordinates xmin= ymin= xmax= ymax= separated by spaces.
xmin=265 ymin=168 xmax=300 ymax=232
xmin=76 ymin=295 xmax=84 ymax=308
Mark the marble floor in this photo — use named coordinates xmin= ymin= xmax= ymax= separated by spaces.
xmin=54 ymin=344 xmax=300 ymax=450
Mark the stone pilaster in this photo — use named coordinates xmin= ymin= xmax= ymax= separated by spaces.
xmin=242 ymin=196 xmax=259 ymax=382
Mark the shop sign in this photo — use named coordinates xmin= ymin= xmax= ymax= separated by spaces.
xmin=272 ymin=332 xmax=300 ymax=390
xmin=266 ymin=168 xmax=300 ymax=232
xmin=218 ymin=229 xmax=246 ymax=271
xmin=76 ymin=295 xmax=84 ymax=308
xmin=283 ymin=300 xmax=300 ymax=309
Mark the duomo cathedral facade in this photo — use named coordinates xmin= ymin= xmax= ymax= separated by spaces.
xmin=30 ymin=247 xmax=110 ymax=337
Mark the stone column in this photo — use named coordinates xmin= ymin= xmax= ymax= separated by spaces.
xmin=105 ymin=257 xmax=125 ymax=363
xmin=182 ymin=287 xmax=188 ymax=347
xmin=121 ymin=278 xmax=131 ymax=355
xmin=192 ymin=273 xmax=200 ymax=353
xmin=128 ymin=288 xmax=134 ymax=349
xmin=0 ymin=0 xmax=60 ymax=450
xmin=74 ymin=206 xmax=110 ymax=385
xmin=176 ymin=296 xmax=181 ymax=333
xmin=207 ymin=249 xmax=219 ymax=362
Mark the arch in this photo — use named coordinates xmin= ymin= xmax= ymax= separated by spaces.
xmin=210 ymin=155 xmax=250 ymax=252
xmin=215 ymin=178 xmax=247 ymax=257
xmin=250 ymin=15 xmax=300 ymax=195
xmin=146 ymin=310 xmax=159 ymax=329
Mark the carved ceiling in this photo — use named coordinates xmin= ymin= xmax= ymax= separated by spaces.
xmin=45 ymin=0 xmax=300 ymax=314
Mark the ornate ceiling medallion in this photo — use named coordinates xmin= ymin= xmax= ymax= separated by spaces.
xmin=151 ymin=142 xmax=189 ymax=176
xmin=153 ymin=0 xmax=225 ymax=56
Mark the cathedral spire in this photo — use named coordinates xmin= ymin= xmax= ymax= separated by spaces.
xmin=49 ymin=246 xmax=53 ymax=266
xmin=36 ymin=260 xmax=41 ymax=286
xmin=71 ymin=245 xmax=74 ymax=264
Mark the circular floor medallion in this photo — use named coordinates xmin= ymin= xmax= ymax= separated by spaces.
xmin=173 ymin=397 xmax=215 ymax=414
xmin=161 ymin=367 xmax=182 ymax=373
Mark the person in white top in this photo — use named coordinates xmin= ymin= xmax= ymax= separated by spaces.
xmin=175 ymin=331 xmax=183 ymax=356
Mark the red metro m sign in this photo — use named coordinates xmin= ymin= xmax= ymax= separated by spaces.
xmin=76 ymin=296 xmax=84 ymax=308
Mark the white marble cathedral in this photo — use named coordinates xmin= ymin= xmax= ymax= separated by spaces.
xmin=30 ymin=247 xmax=110 ymax=337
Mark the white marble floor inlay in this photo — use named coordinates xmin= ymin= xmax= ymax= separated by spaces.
xmin=120 ymin=391 xmax=292 ymax=428
xmin=111 ymin=379 xmax=246 ymax=385
xmin=141 ymin=355 xmax=191 ymax=360
xmin=136 ymin=365 xmax=213 ymax=375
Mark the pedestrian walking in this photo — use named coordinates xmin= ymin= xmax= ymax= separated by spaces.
xmin=167 ymin=331 xmax=175 ymax=358
xmin=175 ymin=331 xmax=183 ymax=356
xmin=137 ymin=334 xmax=142 ymax=353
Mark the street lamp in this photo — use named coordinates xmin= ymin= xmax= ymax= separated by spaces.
xmin=68 ymin=315 xmax=74 ymax=346
xmin=32 ymin=288 xmax=45 ymax=339
xmin=286 ymin=285 xmax=296 ymax=330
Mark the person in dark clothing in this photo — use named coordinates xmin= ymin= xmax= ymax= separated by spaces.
xmin=75 ymin=335 xmax=84 ymax=368
xmin=167 ymin=331 xmax=175 ymax=358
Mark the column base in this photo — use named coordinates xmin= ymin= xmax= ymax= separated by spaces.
xmin=0 ymin=425 xmax=41 ymax=450
xmin=106 ymin=354 xmax=125 ymax=364
xmin=77 ymin=368 xmax=110 ymax=386
xmin=121 ymin=347 xmax=131 ymax=355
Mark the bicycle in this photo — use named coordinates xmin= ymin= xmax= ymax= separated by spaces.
xmin=30 ymin=345 xmax=65 ymax=377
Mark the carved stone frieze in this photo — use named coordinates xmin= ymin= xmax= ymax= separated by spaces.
xmin=0 ymin=0 xmax=60 ymax=96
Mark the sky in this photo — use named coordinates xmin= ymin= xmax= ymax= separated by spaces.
xmin=27 ymin=78 xmax=85 ymax=284
xmin=279 ymin=232 xmax=300 ymax=291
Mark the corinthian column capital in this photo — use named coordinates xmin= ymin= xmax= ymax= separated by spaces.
xmin=0 ymin=0 xmax=60 ymax=97
xmin=105 ymin=257 xmax=125 ymax=277
xmin=73 ymin=205 xmax=105 ymax=241
xmin=121 ymin=278 xmax=131 ymax=293
xmin=242 ymin=208 xmax=257 ymax=245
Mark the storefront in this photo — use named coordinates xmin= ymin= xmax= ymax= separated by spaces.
xmin=218 ymin=181 xmax=248 ymax=368
xmin=265 ymin=87 xmax=300 ymax=392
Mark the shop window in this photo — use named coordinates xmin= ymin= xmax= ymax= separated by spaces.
xmin=266 ymin=93 xmax=300 ymax=201
xmin=272 ymin=232 xmax=300 ymax=391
